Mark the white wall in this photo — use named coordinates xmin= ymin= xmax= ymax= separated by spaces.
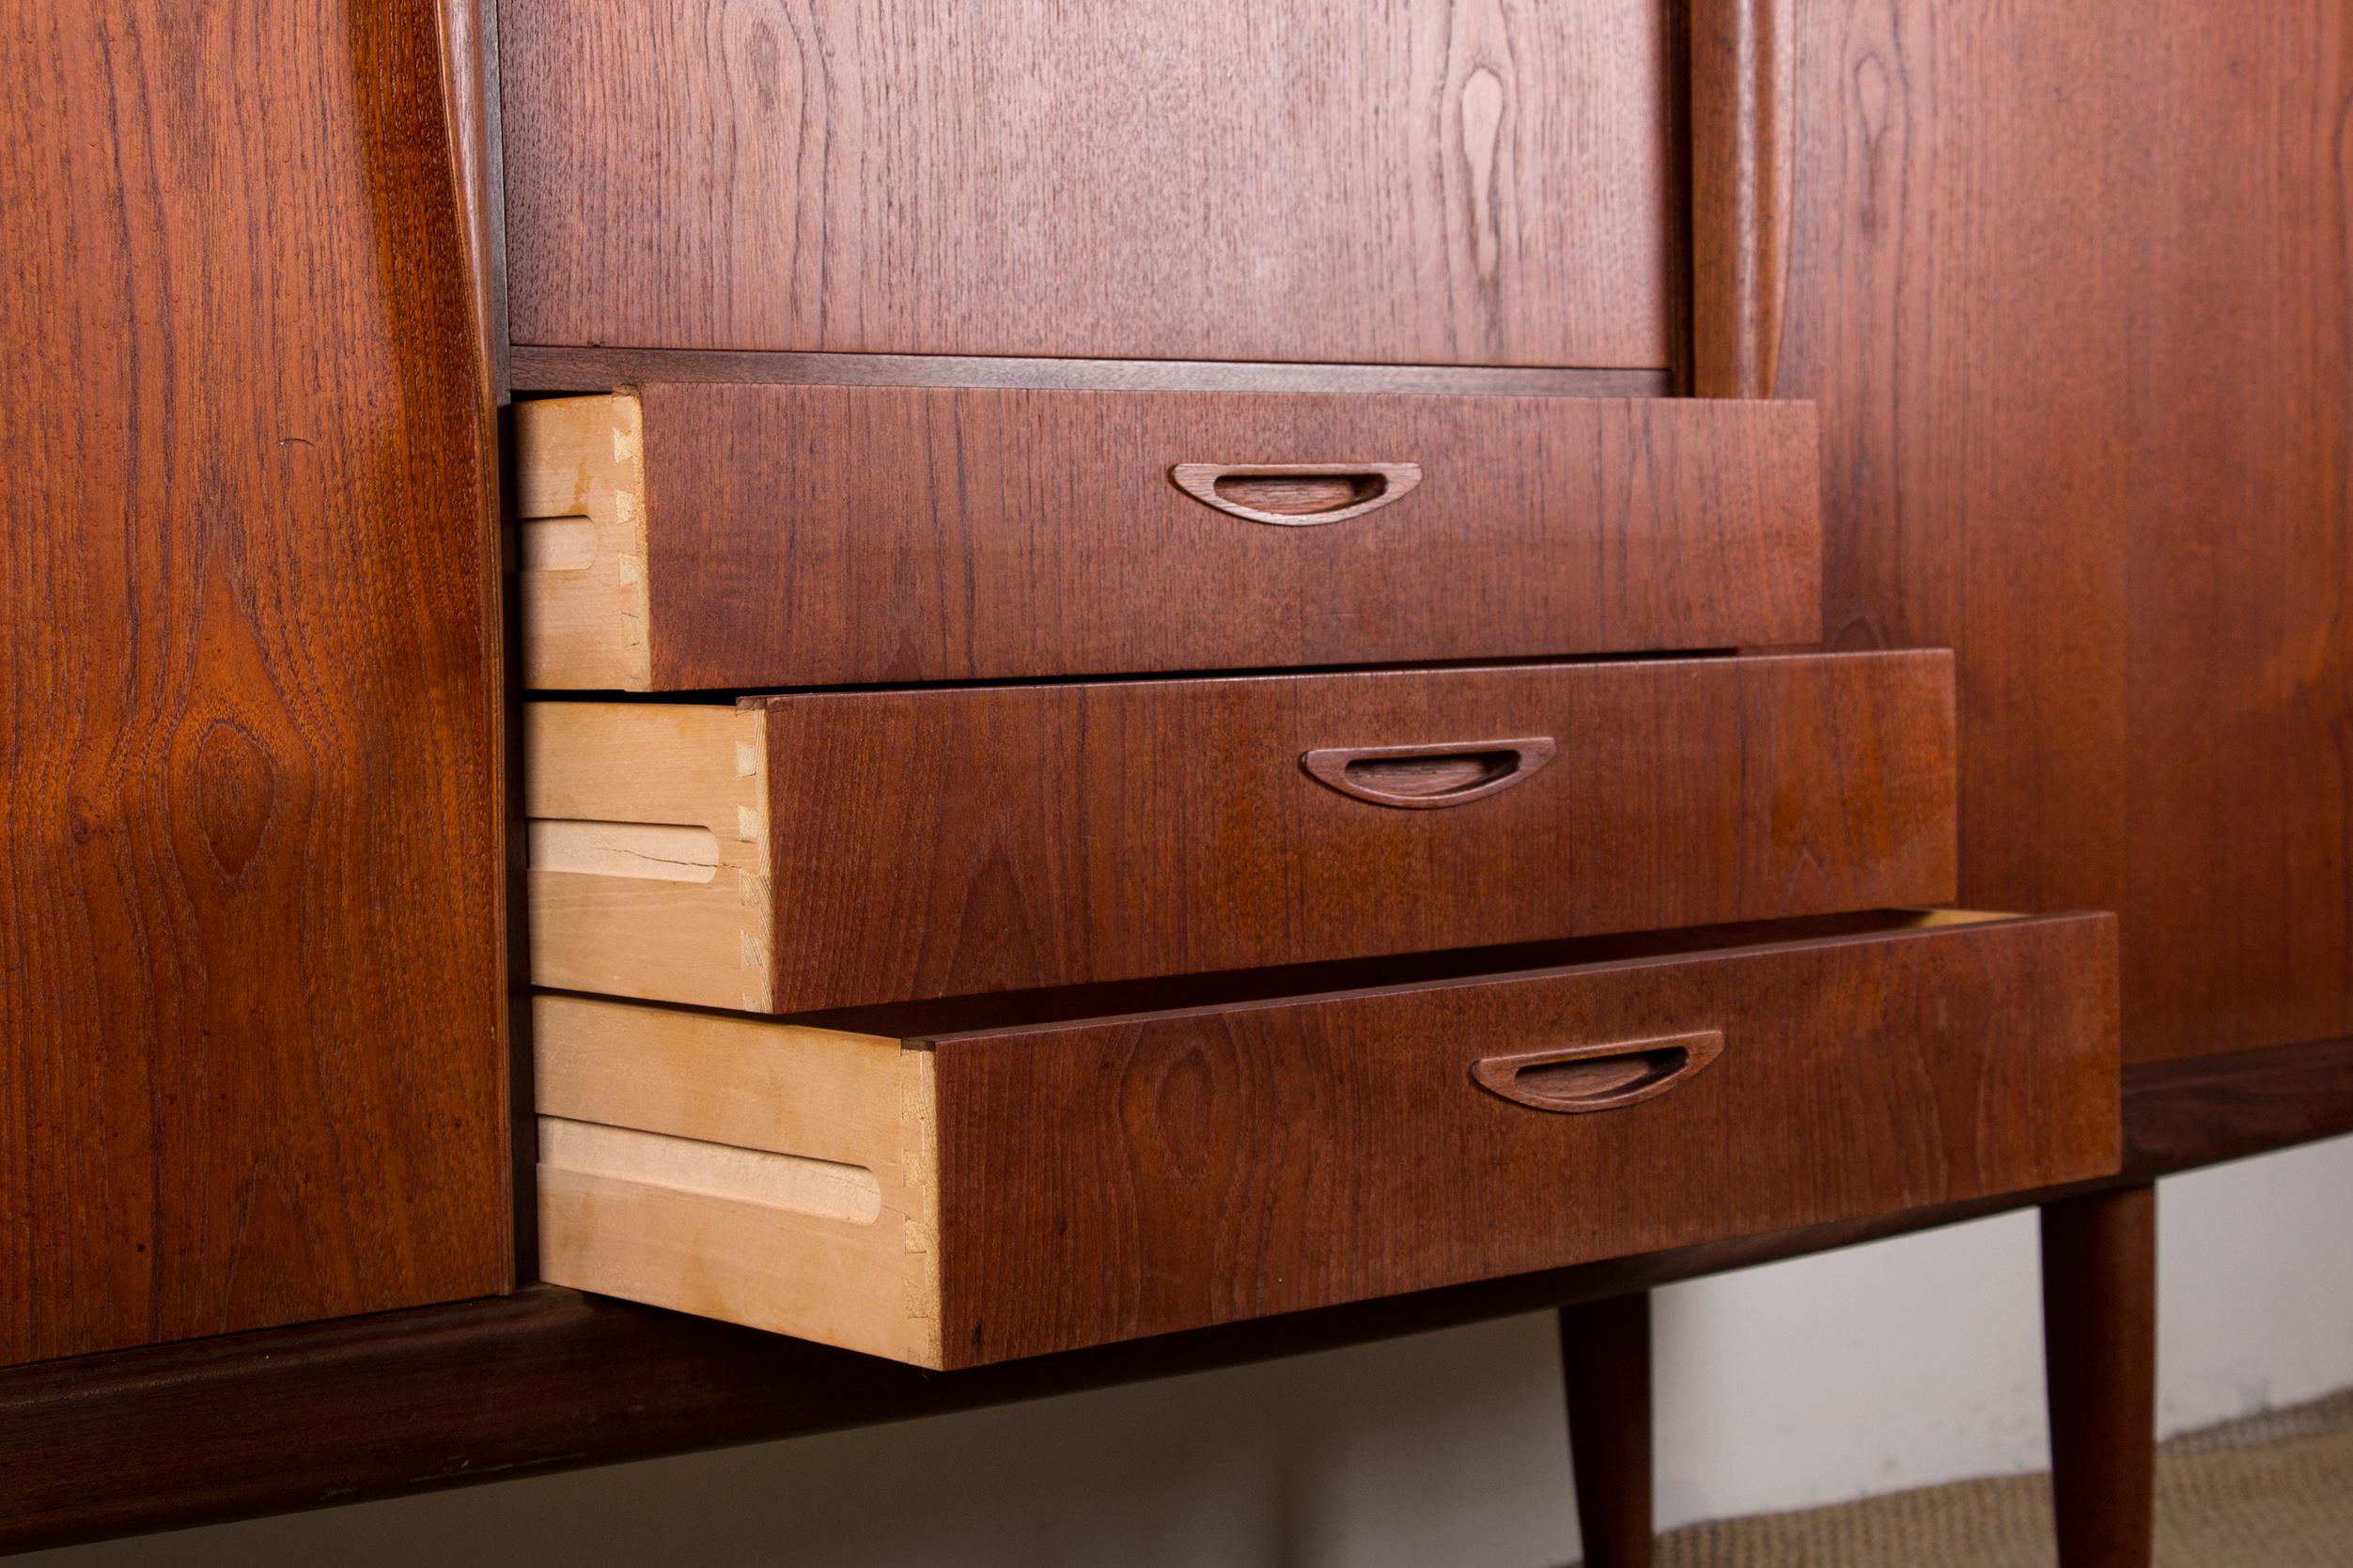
xmin=33 ymin=1136 xmax=2353 ymax=1568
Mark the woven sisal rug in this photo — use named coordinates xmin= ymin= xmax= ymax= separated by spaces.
xmin=1624 ymin=1389 xmax=2353 ymax=1567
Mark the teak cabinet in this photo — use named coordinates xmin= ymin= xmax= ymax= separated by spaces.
xmin=8 ymin=0 xmax=2350 ymax=1561
xmin=4 ymin=0 xmax=508 ymax=1371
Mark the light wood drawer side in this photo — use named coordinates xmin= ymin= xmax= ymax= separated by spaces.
xmin=515 ymin=392 xmax=650 ymax=691
xmin=524 ymin=702 xmax=773 ymax=1012
xmin=534 ymin=995 xmax=942 ymax=1368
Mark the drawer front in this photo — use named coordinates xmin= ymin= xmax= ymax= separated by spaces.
xmin=517 ymin=386 xmax=1822 ymax=691
xmin=526 ymin=654 xmax=1958 ymax=1013
xmin=498 ymin=0 xmax=1671 ymax=366
xmin=534 ymin=911 xmax=2121 ymax=1368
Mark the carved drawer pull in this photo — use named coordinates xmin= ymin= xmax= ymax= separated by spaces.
xmin=1301 ymin=737 xmax=1556 ymax=809
xmin=1470 ymin=1031 xmax=1725 ymax=1113
xmin=1171 ymin=461 xmax=1422 ymax=525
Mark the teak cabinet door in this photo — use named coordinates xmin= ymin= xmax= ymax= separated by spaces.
xmin=1776 ymin=0 xmax=2353 ymax=1064
xmin=4 ymin=0 xmax=508 ymax=1366
xmin=498 ymin=0 xmax=1674 ymax=366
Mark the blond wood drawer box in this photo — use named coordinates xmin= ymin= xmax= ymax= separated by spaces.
xmin=512 ymin=385 xmax=1822 ymax=691
xmin=523 ymin=654 xmax=1957 ymax=1015
xmin=534 ymin=910 xmax=2121 ymax=1368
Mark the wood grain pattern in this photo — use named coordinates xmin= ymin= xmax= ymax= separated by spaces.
xmin=0 ymin=0 xmax=507 ymax=1367
xmin=527 ymin=653 xmax=1958 ymax=1012
xmin=520 ymin=384 xmax=1823 ymax=690
xmin=538 ymin=1143 xmax=938 ymax=1364
xmin=2106 ymin=4 xmax=2353 ymax=1063
xmin=2041 ymin=1185 xmax=2158 ymax=1568
xmin=534 ymin=993 xmax=899 ymax=1151
xmin=931 ymin=911 xmax=2116 ymax=1364
xmin=2123 ymin=1036 xmax=2353 ymax=1176
xmin=437 ymin=0 xmax=507 ymax=401
xmin=759 ymin=654 xmax=1957 ymax=1011
xmin=1781 ymin=0 xmax=2353 ymax=1062
xmin=0 ymin=1027 xmax=2330 ymax=1550
xmin=495 ymin=0 xmax=1674 ymax=366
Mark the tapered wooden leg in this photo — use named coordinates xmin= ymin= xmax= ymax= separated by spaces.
xmin=1560 ymin=1290 xmax=1653 ymax=1568
xmin=2041 ymin=1184 xmax=2157 ymax=1568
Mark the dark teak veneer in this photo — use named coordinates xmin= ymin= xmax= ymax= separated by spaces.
xmin=495 ymin=0 xmax=1676 ymax=367
xmin=1781 ymin=0 xmax=2353 ymax=1066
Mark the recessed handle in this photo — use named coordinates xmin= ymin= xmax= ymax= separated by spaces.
xmin=1301 ymin=737 xmax=1556 ymax=809
xmin=1171 ymin=462 xmax=1422 ymax=526
xmin=1470 ymin=1031 xmax=1725 ymax=1114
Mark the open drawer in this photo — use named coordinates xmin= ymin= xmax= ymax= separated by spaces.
xmin=513 ymin=385 xmax=1821 ymax=690
xmin=535 ymin=909 xmax=2121 ymax=1367
xmin=525 ymin=653 xmax=1956 ymax=1014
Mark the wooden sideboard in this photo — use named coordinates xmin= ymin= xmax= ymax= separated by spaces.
xmin=2 ymin=1 xmax=2346 ymax=1563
